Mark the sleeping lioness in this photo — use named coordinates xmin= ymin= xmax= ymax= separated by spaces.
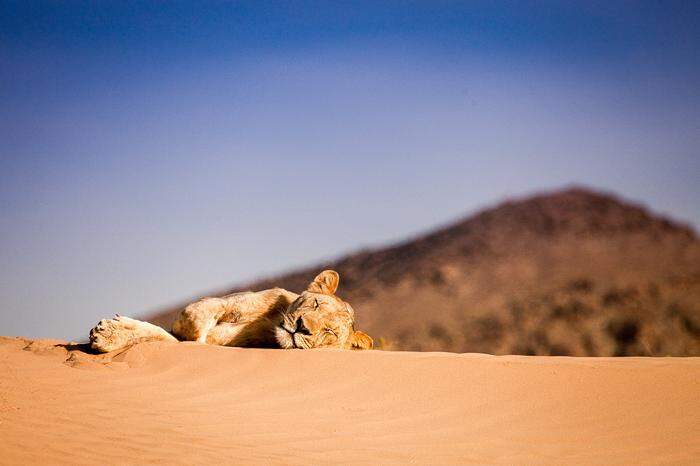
xmin=89 ymin=270 xmax=373 ymax=352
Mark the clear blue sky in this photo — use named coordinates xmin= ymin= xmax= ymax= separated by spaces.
xmin=1 ymin=1 xmax=699 ymax=339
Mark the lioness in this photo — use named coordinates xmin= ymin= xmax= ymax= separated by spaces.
xmin=89 ymin=270 xmax=373 ymax=352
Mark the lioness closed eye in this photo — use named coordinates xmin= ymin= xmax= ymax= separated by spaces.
xmin=89 ymin=270 xmax=373 ymax=353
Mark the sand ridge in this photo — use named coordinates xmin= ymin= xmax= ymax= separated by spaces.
xmin=0 ymin=336 xmax=698 ymax=465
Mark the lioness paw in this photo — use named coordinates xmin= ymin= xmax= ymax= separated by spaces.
xmin=89 ymin=316 xmax=136 ymax=352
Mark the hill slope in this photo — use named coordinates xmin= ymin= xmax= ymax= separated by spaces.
xmin=149 ymin=187 xmax=700 ymax=356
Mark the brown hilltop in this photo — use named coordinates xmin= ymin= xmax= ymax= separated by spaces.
xmin=149 ymin=187 xmax=700 ymax=356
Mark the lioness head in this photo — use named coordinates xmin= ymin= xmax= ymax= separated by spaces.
xmin=275 ymin=270 xmax=373 ymax=350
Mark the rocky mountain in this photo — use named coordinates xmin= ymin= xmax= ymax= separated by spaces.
xmin=149 ymin=187 xmax=700 ymax=356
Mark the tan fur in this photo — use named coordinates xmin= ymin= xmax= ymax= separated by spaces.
xmin=89 ymin=271 xmax=373 ymax=353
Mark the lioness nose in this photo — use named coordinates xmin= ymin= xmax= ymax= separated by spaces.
xmin=296 ymin=316 xmax=311 ymax=335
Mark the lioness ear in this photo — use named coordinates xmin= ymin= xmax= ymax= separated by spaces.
xmin=348 ymin=331 xmax=373 ymax=350
xmin=307 ymin=270 xmax=339 ymax=295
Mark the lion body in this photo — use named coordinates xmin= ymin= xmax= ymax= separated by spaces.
xmin=89 ymin=271 xmax=372 ymax=352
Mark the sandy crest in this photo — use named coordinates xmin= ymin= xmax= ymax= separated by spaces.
xmin=0 ymin=336 xmax=698 ymax=465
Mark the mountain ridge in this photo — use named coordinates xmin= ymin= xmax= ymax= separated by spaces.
xmin=149 ymin=186 xmax=700 ymax=355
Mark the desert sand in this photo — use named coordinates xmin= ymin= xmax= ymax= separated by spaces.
xmin=0 ymin=337 xmax=698 ymax=465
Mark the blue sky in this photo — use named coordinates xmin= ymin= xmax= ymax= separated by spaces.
xmin=1 ymin=1 xmax=699 ymax=339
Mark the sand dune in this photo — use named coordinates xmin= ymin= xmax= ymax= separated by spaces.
xmin=1 ymin=337 xmax=698 ymax=465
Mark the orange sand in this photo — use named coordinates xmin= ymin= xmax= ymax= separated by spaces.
xmin=0 ymin=337 xmax=698 ymax=465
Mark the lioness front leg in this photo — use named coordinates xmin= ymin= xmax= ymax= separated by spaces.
xmin=171 ymin=288 xmax=298 ymax=345
xmin=89 ymin=315 xmax=177 ymax=352
xmin=171 ymin=297 xmax=228 ymax=343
